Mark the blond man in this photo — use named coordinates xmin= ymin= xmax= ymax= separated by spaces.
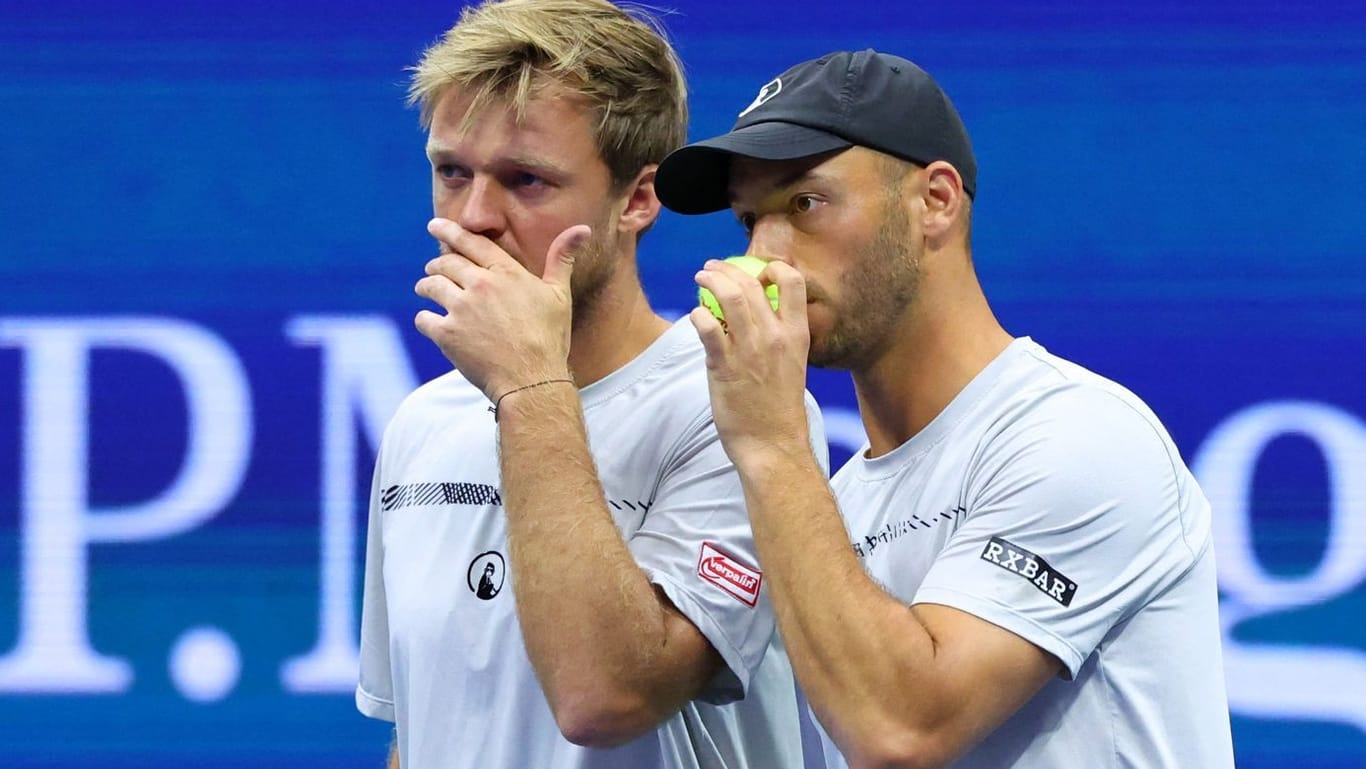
xmin=355 ymin=2 xmax=825 ymax=768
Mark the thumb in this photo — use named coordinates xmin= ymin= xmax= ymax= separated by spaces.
xmin=544 ymin=225 xmax=592 ymax=289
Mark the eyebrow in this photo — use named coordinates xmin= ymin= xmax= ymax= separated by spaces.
xmin=728 ymin=166 xmax=833 ymax=205
xmin=425 ymin=139 xmax=456 ymax=160
xmin=425 ymin=143 xmax=569 ymax=178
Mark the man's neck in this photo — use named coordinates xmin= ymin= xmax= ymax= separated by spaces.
xmin=851 ymin=276 xmax=1012 ymax=458
xmin=567 ymin=277 xmax=672 ymax=388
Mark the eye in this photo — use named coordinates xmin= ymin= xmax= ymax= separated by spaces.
xmin=435 ymin=163 xmax=467 ymax=181
xmin=792 ymin=194 xmax=821 ymax=214
xmin=510 ymin=171 xmax=548 ymax=189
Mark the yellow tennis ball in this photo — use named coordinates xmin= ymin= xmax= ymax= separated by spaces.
xmin=698 ymin=255 xmax=780 ymax=322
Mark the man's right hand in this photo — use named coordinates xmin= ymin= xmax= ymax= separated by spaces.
xmin=689 ymin=257 xmax=814 ymax=471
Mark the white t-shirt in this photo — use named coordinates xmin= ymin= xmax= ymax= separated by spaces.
xmin=357 ymin=318 xmax=828 ymax=769
xmin=820 ymin=338 xmax=1234 ymax=769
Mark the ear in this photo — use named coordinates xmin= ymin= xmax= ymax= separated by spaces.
xmin=920 ymin=160 xmax=967 ymax=244
xmin=615 ymin=164 xmax=663 ymax=237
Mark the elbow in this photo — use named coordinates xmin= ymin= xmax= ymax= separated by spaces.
xmin=556 ymin=713 xmax=644 ymax=749
xmin=845 ymin=727 xmax=952 ymax=769
xmin=549 ymin=691 xmax=659 ymax=749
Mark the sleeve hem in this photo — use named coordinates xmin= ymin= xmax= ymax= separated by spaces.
xmin=356 ymin=684 xmax=396 ymax=722
xmin=914 ymin=586 xmax=1086 ymax=678
xmin=644 ymin=568 xmax=751 ymax=704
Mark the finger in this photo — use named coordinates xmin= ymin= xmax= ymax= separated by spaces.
xmin=764 ymin=261 xmax=808 ymax=320
xmin=427 ymin=217 xmax=512 ymax=269
xmin=695 ymin=268 xmax=754 ymax=334
xmin=424 ymin=249 xmax=498 ymax=292
xmin=700 ymin=259 xmax=786 ymax=339
xmin=543 ymin=224 xmax=591 ymax=290
xmin=413 ymin=308 xmax=445 ymax=340
xmin=414 ymin=274 xmax=462 ymax=308
xmin=716 ymin=258 xmax=783 ymax=322
xmin=688 ymin=306 xmax=731 ymax=362
xmin=708 ymin=257 xmax=768 ymax=288
xmin=764 ymin=263 xmax=812 ymax=359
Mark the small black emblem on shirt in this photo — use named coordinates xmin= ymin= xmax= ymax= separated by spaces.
xmin=467 ymin=550 xmax=506 ymax=600
xmin=980 ymin=537 xmax=1077 ymax=606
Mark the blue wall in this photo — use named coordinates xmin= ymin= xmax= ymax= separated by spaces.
xmin=2 ymin=1 xmax=1365 ymax=766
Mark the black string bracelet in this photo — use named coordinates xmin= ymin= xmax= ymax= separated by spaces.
xmin=487 ymin=378 xmax=575 ymax=422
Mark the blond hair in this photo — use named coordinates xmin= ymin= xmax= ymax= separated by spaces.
xmin=409 ymin=0 xmax=688 ymax=190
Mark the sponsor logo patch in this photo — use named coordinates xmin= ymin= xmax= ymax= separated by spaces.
xmin=697 ymin=542 xmax=762 ymax=607
xmin=980 ymin=537 xmax=1077 ymax=606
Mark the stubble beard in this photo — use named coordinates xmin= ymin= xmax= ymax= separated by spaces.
xmin=568 ymin=207 xmax=619 ymax=331
xmin=808 ymin=193 xmax=920 ymax=371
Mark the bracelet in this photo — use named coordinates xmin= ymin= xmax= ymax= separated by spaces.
xmin=487 ymin=378 xmax=575 ymax=422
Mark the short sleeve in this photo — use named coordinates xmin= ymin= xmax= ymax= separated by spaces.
xmin=913 ymin=386 xmax=1200 ymax=678
xmin=356 ymin=448 xmax=396 ymax=722
xmin=630 ymin=393 xmax=829 ymax=704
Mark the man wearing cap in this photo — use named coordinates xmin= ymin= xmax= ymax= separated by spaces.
xmin=654 ymin=50 xmax=1235 ymax=769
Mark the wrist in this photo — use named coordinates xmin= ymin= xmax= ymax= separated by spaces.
xmin=489 ymin=376 xmax=576 ymax=422
xmin=730 ymin=435 xmax=819 ymax=480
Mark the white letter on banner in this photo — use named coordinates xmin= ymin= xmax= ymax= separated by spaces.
xmin=1193 ymin=400 xmax=1366 ymax=733
xmin=0 ymin=317 xmax=251 ymax=692
xmin=280 ymin=315 xmax=419 ymax=693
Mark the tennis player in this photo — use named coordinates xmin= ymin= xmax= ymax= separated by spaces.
xmin=355 ymin=2 xmax=827 ymax=768
xmin=656 ymin=49 xmax=1236 ymax=769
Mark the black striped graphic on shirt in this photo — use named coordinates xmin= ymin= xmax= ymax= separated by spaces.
xmin=380 ymin=482 xmax=502 ymax=511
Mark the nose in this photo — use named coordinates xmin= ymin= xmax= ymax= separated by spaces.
xmin=446 ymin=176 xmax=505 ymax=241
xmin=746 ymin=217 xmax=794 ymax=266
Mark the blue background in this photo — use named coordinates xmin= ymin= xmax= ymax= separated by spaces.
xmin=2 ymin=1 xmax=1365 ymax=766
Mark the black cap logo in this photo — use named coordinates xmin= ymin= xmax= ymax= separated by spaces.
xmin=739 ymin=77 xmax=782 ymax=118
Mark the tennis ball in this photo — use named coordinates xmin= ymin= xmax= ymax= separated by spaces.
xmin=698 ymin=255 xmax=780 ymax=323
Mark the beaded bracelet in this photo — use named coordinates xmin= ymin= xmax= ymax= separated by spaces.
xmin=487 ymin=378 xmax=575 ymax=422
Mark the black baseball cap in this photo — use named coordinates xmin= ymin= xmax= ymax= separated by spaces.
xmin=655 ymin=49 xmax=976 ymax=215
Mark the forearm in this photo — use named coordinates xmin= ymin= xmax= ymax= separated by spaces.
xmin=497 ymin=385 xmax=711 ymax=743
xmin=736 ymin=449 xmax=958 ymax=768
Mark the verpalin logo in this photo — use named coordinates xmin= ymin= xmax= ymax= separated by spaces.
xmin=467 ymin=550 xmax=506 ymax=601
xmin=697 ymin=542 xmax=762 ymax=607
xmin=980 ymin=537 xmax=1077 ymax=607
xmin=738 ymin=77 xmax=782 ymax=118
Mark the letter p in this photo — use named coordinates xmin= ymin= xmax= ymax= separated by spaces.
xmin=0 ymin=318 xmax=251 ymax=691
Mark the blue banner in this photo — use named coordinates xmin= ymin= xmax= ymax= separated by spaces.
xmin=2 ymin=1 xmax=1365 ymax=767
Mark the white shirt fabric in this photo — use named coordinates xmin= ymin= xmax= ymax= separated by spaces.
xmin=357 ymin=318 xmax=828 ymax=769
xmin=820 ymin=338 xmax=1235 ymax=769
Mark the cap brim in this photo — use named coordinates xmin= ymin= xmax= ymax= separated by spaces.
xmin=656 ymin=122 xmax=852 ymax=215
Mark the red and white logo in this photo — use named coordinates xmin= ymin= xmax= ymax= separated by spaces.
xmin=697 ymin=542 xmax=762 ymax=607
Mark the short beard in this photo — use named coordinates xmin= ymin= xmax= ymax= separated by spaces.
xmin=568 ymin=208 xmax=619 ymax=329
xmin=808 ymin=189 xmax=920 ymax=370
